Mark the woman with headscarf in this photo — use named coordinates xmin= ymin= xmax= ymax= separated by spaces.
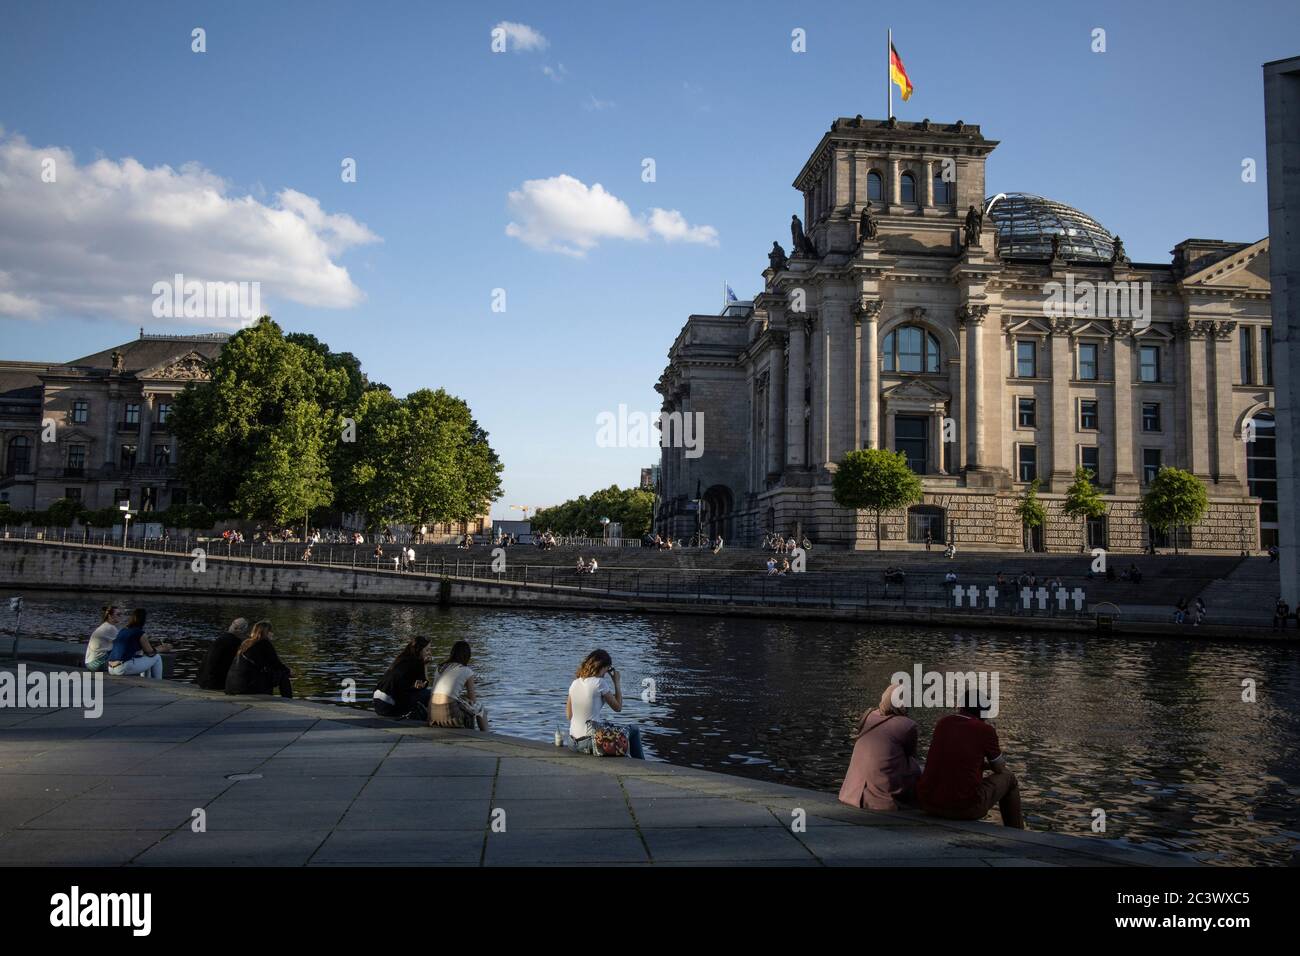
xmin=837 ymin=683 xmax=922 ymax=811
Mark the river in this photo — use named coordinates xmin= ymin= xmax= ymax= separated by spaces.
xmin=8 ymin=589 xmax=1299 ymax=865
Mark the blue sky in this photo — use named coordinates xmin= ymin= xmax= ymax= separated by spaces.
xmin=1 ymin=0 xmax=1294 ymax=517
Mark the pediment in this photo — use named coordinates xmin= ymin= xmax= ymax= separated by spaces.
xmin=1003 ymin=316 xmax=1051 ymax=336
xmin=1071 ymin=320 xmax=1113 ymax=338
xmin=1182 ymin=238 xmax=1270 ymax=291
xmin=882 ymin=377 xmax=950 ymax=404
xmin=137 ymin=351 xmax=213 ymax=382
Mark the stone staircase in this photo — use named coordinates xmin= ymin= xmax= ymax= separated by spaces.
xmin=1192 ymin=558 xmax=1286 ymax=626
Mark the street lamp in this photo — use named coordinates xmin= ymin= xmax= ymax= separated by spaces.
xmin=119 ymin=499 xmax=132 ymax=548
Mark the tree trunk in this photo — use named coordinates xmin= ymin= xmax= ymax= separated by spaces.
xmin=875 ymin=511 xmax=882 ymax=551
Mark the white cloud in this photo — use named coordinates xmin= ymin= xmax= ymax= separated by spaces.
xmin=504 ymin=174 xmax=718 ymax=257
xmin=582 ymin=93 xmax=615 ymax=112
xmin=647 ymin=208 xmax=718 ymax=245
xmin=0 ymin=129 xmax=380 ymax=326
xmin=494 ymin=21 xmax=548 ymax=52
xmin=541 ymin=62 xmax=567 ymax=82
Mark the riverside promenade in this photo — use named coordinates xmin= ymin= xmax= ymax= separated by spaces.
xmin=0 ymin=662 xmax=1191 ymax=867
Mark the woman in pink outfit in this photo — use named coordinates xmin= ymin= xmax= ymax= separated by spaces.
xmin=838 ymin=683 xmax=922 ymax=811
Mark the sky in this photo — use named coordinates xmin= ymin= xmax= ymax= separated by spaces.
xmin=0 ymin=0 xmax=1295 ymax=518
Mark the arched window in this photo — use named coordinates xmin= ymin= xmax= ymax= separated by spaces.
xmin=882 ymin=326 xmax=941 ymax=373
xmin=932 ymin=171 xmax=951 ymax=205
xmin=5 ymin=435 xmax=32 ymax=476
xmin=867 ymin=171 xmax=883 ymax=202
xmin=900 ymin=172 xmax=916 ymax=204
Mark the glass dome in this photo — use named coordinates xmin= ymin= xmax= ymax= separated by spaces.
xmin=985 ymin=193 xmax=1115 ymax=262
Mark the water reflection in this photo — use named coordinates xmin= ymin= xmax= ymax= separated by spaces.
xmin=11 ymin=590 xmax=1299 ymax=865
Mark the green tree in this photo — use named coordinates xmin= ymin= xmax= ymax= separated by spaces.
xmin=1061 ymin=466 xmax=1107 ymax=552
xmin=170 ymin=317 xmax=348 ymax=512
xmin=1015 ymin=478 xmax=1047 ymax=551
xmin=831 ymin=449 xmax=924 ymax=551
xmin=337 ymin=388 xmax=503 ymax=529
xmin=531 ymin=486 xmax=655 ymax=538
xmin=1138 ymin=466 xmax=1208 ymax=554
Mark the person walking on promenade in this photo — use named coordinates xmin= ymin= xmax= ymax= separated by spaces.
xmin=374 ymin=635 xmax=431 ymax=720
xmin=1273 ymin=597 xmax=1290 ymax=630
xmin=1193 ymin=597 xmax=1207 ymax=627
xmin=917 ymin=696 xmax=1024 ymax=829
xmin=428 ymin=640 xmax=488 ymax=730
xmin=565 ymin=648 xmax=644 ymax=759
xmin=839 ymin=683 xmax=922 ymax=811
xmin=196 ymin=618 xmax=250 ymax=690
xmin=106 ymin=609 xmax=172 ymax=679
xmin=925 ymin=529 xmax=933 ymax=552
xmin=224 ymin=621 xmax=293 ymax=698
xmin=85 ymin=603 xmax=122 ymax=672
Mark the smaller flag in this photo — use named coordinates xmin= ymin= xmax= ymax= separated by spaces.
xmin=725 ymin=284 xmax=738 ymax=303
xmin=890 ymin=42 xmax=913 ymax=101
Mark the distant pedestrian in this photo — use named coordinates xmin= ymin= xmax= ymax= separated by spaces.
xmin=925 ymin=529 xmax=933 ymax=552
xmin=1193 ymin=597 xmax=1207 ymax=627
xmin=1273 ymin=598 xmax=1290 ymax=631
xmin=1268 ymin=545 xmax=1279 ymax=563
xmin=1173 ymin=598 xmax=1188 ymax=625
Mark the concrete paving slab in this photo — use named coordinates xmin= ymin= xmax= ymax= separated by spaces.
xmin=312 ymin=829 xmax=483 ymax=865
xmin=338 ymin=798 xmax=490 ymax=831
xmin=133 ymin=828 xmax=329 ymax=866
xmin=482 ymin=827 xmax=648 ymax=865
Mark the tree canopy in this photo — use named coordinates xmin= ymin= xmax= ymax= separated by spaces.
xmin=170 ymin=316 xmax=501 ymax=528
xmin=831 ymin=449 xmax=924 ymax=551
xmin=531 ymin=486 xmax=655 ymax=538
xmin=1061 ymin=466 xmax=1107 ymax=550
xmin=1139 ymin=467 xmax=1208 ymax=553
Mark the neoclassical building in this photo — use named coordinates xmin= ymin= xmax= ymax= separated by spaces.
xmin=656 ymin=117 xmax=1275 ymax=552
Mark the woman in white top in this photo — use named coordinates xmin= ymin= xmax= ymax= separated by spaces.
xmin=565 ymin=648 xmax=644 ymax=759
xmin=85 ymin=604 xmax=121 ymax=671
xmin=428 ymin=640 xmax=488 ymax=731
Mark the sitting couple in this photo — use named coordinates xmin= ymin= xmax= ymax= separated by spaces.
xmin=372 ymin=637 xmax=489 ymax=731
xmin=565 ymin=648 xmax=645 ymax=759
xmin=838 ymin=684 xmax=1023 ymax=828
xmin=194 ymin=617 xmax=294 ymax=697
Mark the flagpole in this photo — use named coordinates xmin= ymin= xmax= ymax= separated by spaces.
xmin=887 ymin=28 xmax=892 ymax=120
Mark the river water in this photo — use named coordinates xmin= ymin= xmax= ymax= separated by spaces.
xmin=9 ymin=589 xmax=1299 ymax=865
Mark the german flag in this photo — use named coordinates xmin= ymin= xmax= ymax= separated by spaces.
xmin=890 ymin=41 xmax=913 ymax=101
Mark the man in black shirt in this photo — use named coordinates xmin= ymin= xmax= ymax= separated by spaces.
xmin=195 ymin=618 xmax=249 ymax=690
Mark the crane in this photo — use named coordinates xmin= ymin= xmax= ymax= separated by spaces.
xmin=510 ymin=504 xmax=538 ymax=520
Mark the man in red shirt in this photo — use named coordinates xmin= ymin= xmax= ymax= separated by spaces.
xmin=917 ymin=699 xmax=1024 ymax=828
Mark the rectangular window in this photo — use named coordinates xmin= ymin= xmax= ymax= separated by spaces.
xmin=72 ymin=400 xmax=88 ymax=424
xmin=1017 ymin=444 xmax=1038 ymax=482
xmin=64 ymin=487 xmax=81 ymax=502
xmin=67 ymin=444 xmax=86 ymax=473
xmin=1081 ymin=446 xmax=1100 ymax=482
xmin=124 ymin=403 xmax=140 ymax=424
xmin=114 ymin=488 xmax=131 ymax=509
xmin=1139 ymin=346 xmax=1160 ymax=383
xmin=1017 ymin=397 xmax=1036 ymax=428
xmin=1078 ymin=343 xmax=1098 ymax=381
xmin=1240 ymin=327 xmax=1255 ymax=384
xmin=120 ymin=444 xmax=137 ymax=470
xmin=1079 ymin=399 xmax=1098 ymax=430
xmin=1142 ymin=448 xmax=1161 ymax=485
xmin=1016 ymin=341 xmax=1037 ymax=378
xmin=1142 ymin=402 xmax=1161 ymax=432
xmin=1262 ymin=328 xmax=1273 ymax=386
xmin=153 ymin=444 xmax=170 ymax=466
xmin=157 ymin=402 xmax=171 ymax=424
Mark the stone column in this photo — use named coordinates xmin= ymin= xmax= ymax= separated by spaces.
xmin=955 ymin=322 xmax=967 ymax=471
xmin=1184 ymin=322 xmax=1212 ymax=477
xmin=808 ymin=312 xmax=826 ymax=469
xmin=858 ymin=298 xmax=882 ymax=448
xmin=1111 ymin=321 xmax=1137 ymax=492
xmin=139 ymin=394 xmax=153 ymax=470
xmin=931 ymin=409 xmax=946 ymax=474
xmin=1212 ymin=321 xmax=1241 ymax=487
xmin=888 ymin=157 xmax=900 ymax=206
xmin=963 ymin=307 xmax=989 ymax=467
xmin=786 ymin=321 xmax=807 ymax=469
xmin=824 ymin=291 xmax=856 ymax=463
xmin=102 ymin=393 xmax=117 ymax=467
xmin=766 ymin=336 xmax=785 ymax=478
xmin=1049 ymin=318 xmax=1073 ymax=490
xmin=923 ymin=160 xmax=934 ymax=207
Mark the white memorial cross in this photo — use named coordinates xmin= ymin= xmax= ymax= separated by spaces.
xmin=1071 ymin=587 xmax=1086 ymax=611
xmin=1020 ymin=586 xmax=1033 ymax=609
xmin=952 ymin=585 xmax=966 ymax=607
xmin=985 ymin=585 xmax=999 ymax=609
xmin=1035 ymin=587 xmax=1049 ymax=610
xmin=1055 ymin=587 xmax=1069 ymax=611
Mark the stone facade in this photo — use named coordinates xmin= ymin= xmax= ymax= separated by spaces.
xmin=656 ymin=117 xmax=1275 ymax=552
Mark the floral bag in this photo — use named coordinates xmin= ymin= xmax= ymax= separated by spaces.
xmin=587 ymin=720 xmax=630 ymax=757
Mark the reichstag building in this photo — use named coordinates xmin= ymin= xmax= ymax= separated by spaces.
xmin=655 ymin=117 xmax=1275 ymax=552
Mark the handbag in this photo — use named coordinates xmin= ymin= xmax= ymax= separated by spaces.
xmin=587 ymin=720 xmax=630 ymax=757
